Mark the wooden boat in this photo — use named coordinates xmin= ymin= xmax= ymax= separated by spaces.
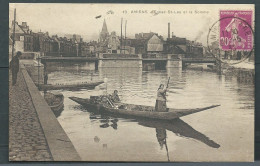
xmin=38 ymin=81 xmax=104 ymax=91
xmin=69 ymin=96 xmax=220 ymax=120
xmin=44 ymin=92 xmax=64 ymax=112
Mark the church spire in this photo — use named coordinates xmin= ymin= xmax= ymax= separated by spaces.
xmin=101 ymin=19 xmax=108 ymax=34
xmin=99 ymin=19 xmax=109 ymax=43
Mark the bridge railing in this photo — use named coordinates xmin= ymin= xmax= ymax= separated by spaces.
xmin=100 ymin=53 xmax=141 ymax=59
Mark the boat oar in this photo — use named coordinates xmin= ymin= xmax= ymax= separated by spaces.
xmin=164 ymin=77 xmax=170 ymax=103
xmin=164 ymin=137 xmax=170 ymax=162
xmin=107 ymin=97 xmax=115 ymax=108
xmin=166 ymin=77 xmax=170 ymax=91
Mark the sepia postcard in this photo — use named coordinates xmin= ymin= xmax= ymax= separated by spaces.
xmin=9 ymin=3 xmax=255 ymax=162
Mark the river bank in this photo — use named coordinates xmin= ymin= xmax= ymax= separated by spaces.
xmin=9 ymin=69 xmax=52 ymax=161
xmin=185 ymin=61 xmax=254 ymax=84
xmin=9 ymin=63 xmax=81 ymax=161
xmin=222 ymin=61 xmax=254 ymax=84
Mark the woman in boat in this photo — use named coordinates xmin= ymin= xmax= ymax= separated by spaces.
xmin=155 ymin=84 xmax=168 ymax=112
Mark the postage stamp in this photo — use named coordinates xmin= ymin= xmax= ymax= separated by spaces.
xmin=207 ymin=9 xmax=254 ymax=65
xmin=219 ymin=10 xmax=253 ymax=51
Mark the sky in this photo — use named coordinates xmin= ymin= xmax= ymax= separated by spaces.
xmin=9 ymin=3 xmax=254 ymax=45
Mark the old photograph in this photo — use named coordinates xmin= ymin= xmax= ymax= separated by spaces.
xmin=9 ymin=3 xmax=254 ymax=162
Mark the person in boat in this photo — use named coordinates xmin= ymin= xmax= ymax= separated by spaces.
xmin=110 ymin=90 xmax=120 ymax=102
xmin=155 ymin=84 xmax=168 ymax=112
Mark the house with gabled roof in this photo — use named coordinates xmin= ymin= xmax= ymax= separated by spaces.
xmin=146 ymin=34 xmax=164 ymax=53
xmin=9 ymin=21 xmax=34 ymax=53
xmin=9 ymin=21 xmax=25 ymax=53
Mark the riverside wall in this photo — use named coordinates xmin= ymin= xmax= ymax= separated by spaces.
xmin=9 ymin=63 xmax=81 ymax=161
xmin=9 ymin=68 xmax=52 ymax=161
xmin=222 ymin=63 xmax=254 ymax=84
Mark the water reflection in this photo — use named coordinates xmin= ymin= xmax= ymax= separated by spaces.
xmin=156 ymin=128 xmax=170 ymax=161
xmin=79 ymin=105 xmax=220 ymax=147
xmin=46 ymin=62 xmax=96 ymax=73
xmin=138 ymin=118 xmax=220 ymax=149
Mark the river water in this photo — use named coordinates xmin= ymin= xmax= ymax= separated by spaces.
xmin=45 ymin=62 xmax=254 ymax=162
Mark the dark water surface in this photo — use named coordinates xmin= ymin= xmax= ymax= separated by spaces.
xmin=45 ymin=62 xmax=254 ymax=162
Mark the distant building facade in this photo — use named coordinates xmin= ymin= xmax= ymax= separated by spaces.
xmin=107 ymin=31 xmax=120 ymax=53
xmin=164 ymin=32 xmax=203 ymax=57
xmin=9 ymin=21 xmax=26 ymax=53
xmin=146 ymin=34 xmax=164 ymax=53
xmin=97 ymin=20 xmax=121 ymax=54
xmin=9 ymin=21 xmax=99 ymax=57
xmin=9 ymin=21 xmax=35 ymax=53
xmin=24 ymin=33 xmax=33 ymax=52
xmin=9 ymin=20 xmax=209 ymax=58
xmin=79 ymin=41 xmax=97 ymax=57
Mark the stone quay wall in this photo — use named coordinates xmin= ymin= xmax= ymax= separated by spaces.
xmin=9 ymin=67 xmax=52 ymax=161
xmin=224 ymin=66 xmax=254 ymax=84
xmin=9 ymin=63 xmax=81 ymax=161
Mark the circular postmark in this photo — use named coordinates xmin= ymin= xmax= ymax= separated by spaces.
xmin=207 ymin=15 xmax=254 ymax=65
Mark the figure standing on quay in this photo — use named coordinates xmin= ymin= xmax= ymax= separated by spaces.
xmin=10 ymin=51 xmax=21 ymax=86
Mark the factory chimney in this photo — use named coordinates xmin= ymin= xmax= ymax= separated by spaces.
xmin=168 ymin=22 xmax=170 ymax=39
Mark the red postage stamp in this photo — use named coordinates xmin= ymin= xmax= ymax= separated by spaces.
xmin=219 ymin=10 xmax=253 ymax=51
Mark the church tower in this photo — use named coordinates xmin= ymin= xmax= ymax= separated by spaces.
xmin=99 ymin=19 xmax=109 ymax=43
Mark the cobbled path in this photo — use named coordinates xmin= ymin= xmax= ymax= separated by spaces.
xmin=9 ymin=70 xmax=53 ymax=161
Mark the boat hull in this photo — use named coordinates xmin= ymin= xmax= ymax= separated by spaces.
xmin=39 ymin=81 xmax=104 ymax=90
xmin=44 ymin=92 xmax=64 ymax=112
xmin=69 ymin=97 xmax=220 ymax=120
